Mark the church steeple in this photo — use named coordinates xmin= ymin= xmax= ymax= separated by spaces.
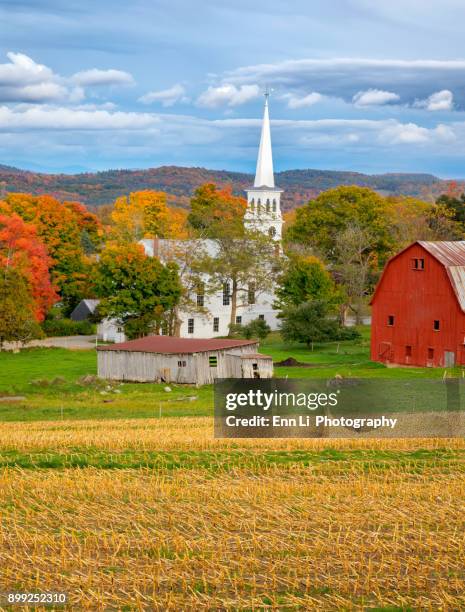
xmin=244 ymin=93 xmax=283 ymax=241
xmin=254 ymin=93 xmax=274 ymax=189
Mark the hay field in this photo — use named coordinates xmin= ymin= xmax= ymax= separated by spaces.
xmin=0 ymin=418 xmax=464 ymax=611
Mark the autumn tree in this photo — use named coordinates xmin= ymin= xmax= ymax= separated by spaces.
xmin=187 ymin=183 xmax=246 ymax=238
xmin=0 ymin=268 xmax=43 ymax=349
xmin=5 ymin=193 xmax=98 ymax=313
xmin=94 ymin=243 xmax=181 ymax=339
xmin=111 ymin=190 xmax=188 ymax=242
xmin=0 ymin=213 xmax=58 ymax=321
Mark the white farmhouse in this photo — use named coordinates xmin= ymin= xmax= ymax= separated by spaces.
xmin=99 ymin=94 xmax=283 ymax=341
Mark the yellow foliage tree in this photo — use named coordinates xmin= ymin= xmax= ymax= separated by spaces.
xmin=111 ymin=190 xmax=187 ymax=242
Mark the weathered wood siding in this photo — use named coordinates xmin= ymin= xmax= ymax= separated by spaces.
xmin=97 ymin=342 xmax=261 ymax=384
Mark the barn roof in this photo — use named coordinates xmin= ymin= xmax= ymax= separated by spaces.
xmin=418 ymin=241 xmax=465 ymax=266
xmin=371 ymin=241 xmax=465 ymax=311
xmin=96 ymin=335 xmax=258 ymax=354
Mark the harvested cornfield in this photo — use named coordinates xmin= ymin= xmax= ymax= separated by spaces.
xmin=0 ymin=419 xmax=464 ymax=611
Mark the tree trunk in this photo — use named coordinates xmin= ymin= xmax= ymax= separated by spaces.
xmin=339 ymin=303 xmax=350 ymax=326
xmin=172 ymin=309 xmax=182 ymax=337
xmin=229 ymin=278 xmax=238 ymax=334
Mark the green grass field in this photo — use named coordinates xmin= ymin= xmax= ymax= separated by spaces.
xmin=0 ymin=327 xmax=461 ymax=422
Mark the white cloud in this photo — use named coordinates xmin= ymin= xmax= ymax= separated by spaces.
xmin=225 ymin=58 xmax=465 ymax=107
xmin=282 ymin=92 xmax=324 ymax=109
xmin=197 ymin=83 xmax=260 ymax=108
xmin=415 ymin=89 xmax=454 ymax=111
xmin=353 ymin=88 xmax=400 ymax=106
xmin=139 ymin=84 xmax=187 ymax=106
xmin=71 ymin=68 xmax=134 ymax=87
xmin=0 ymin=51 xmax=134 ymax=103
xmin=0 ymin=105 xmax=157 ymax=130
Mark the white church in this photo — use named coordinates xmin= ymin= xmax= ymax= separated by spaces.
xmin=98 ymin=95 xmax=283 ymax=341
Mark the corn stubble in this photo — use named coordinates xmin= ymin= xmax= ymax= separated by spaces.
xmin=0 ymin=418 xmax=464 ymax=611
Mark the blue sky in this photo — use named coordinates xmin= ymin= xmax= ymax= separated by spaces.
xmin=2 ymin=0 xmax=465 ymax=177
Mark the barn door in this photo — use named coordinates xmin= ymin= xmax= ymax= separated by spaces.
xmin=444 ymin=351 xmax=455 ymax=367
xmin=378 ymin=342 xmax=392 ymax=363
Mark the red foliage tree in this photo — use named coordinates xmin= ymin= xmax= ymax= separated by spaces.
xmin=0 ymin=213 xmax=58 ymax=321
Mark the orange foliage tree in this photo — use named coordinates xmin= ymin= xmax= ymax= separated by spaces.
xmin=187 ymin=183 xmax=246 ymax=238
xmin=4 ymin=193 xmax=101 ymax=312
xmin=0 ymin=212 xmax=58 ymax=321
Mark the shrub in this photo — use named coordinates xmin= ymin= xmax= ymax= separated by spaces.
xmin=42 ymin=318 xmax=95 ymax=337
xmin=229 ymin=318 xmax=271 ymax=341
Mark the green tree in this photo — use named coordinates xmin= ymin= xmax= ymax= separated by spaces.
xmin=275 ymin=254 xmax=338 ymax=308
xmin=95 ymin=243 xmax=182 ymax=339
xmin=242 ymin=318 xmax=271 ymax=340
xmin=0 ymin=269 xmax=43 ymax=348
xmin=279 ymin=300 xmax=360 ymax=348
xmin=286 ymin=186 xmax=393 ymax=263
xmin=435 ymin=192 xmax=465 ymax=226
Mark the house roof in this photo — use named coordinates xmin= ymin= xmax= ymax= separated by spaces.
xmin=97 ymin=335 xmax=258 ymax=354
xmin=371 ymin=241 xmax=465 ymax=311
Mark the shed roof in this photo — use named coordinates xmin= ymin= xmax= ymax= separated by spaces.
xmin=97 ymin=335 xmax=258 ymax=354
xmin=371 ymin=241 xmax=465 ymax=311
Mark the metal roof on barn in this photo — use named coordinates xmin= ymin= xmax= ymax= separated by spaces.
xmin=418 ymin=241 xmax=465 ymax=266
xmin=371 ymin=240 xmax=465 ymax=312
xmin=96 ymin=335 xmax=258 ymax=354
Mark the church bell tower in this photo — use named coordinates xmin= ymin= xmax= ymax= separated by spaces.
xmin=244 ymin=93 xmax=283 ymax=241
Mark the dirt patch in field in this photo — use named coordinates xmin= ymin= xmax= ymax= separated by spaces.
xmin=275 ymin=357 xmax=314 ymax=368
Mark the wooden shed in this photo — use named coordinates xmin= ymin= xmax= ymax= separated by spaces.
xmin=370 ymin=241 xmax=465 ymax=367
xmin=97 ymin=335 xmax=273 ymax=384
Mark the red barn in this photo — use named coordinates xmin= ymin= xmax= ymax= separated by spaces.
xmin=370 ymin=241 xmax=465 ymax=367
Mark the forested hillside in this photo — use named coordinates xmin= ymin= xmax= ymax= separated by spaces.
xmin=0 ymin=164 xmax=457 ymax=211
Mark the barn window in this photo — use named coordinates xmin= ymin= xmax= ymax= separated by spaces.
xmin=428 ymin=348 xmax=434 ymax=360
xmin=213 ymin=317 xmax=219 ymax=332
xmin=177 ymin=360 xmax=186 ymax=367
xmin=187 ymin=318 xmax=194 ymax=334
xmin=248 ymin=283 xmax=256 ymax=305
xmin=223 ymin=282 xmax=230 ymax=306
xmin=387 ymin=315 xmax=395 ymax=326
xmin=433 ymin=320 xmax=440 ymax=331
xmin=412 ymin=258 xmax=425 ymax=270
xmin=258 ymin=314 xmax=265 ymax=321
xmin=236 ymin=315 xmax=242 ymax=324
xmin=209 ymin=355 xmax=218 ymax=367
xmin=405 ymin=345 xmax=412 ymax=357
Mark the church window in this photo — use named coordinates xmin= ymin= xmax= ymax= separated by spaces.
xmin=213 ymin=317 xmax=219 ymax=332
xmin=268 ymin=227 xmax=276 ymax=238
xmin=258 ymin=314 xmax=265 ymax=321
xmin=223 ymin=282 xmax=230 ymax=306
xmin=236 ymin=315 xmax=242 ymax=324
xmin=188 ymin=319 xmax=194 ymax=334
xmin=266 ymin=199 xmax=270 ymax=212
xmin=248 ymin=283 xmax=256 ymax=305
xmin=250 ymin=199 xmax=255 ymax=212
xmin=272 ymin=199 xmax=277 ymax=212
xmin=196 ymin=282 xmax=205 ymax=307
